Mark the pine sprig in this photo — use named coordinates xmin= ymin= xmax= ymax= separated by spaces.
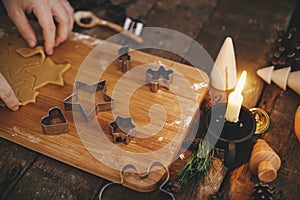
xmin=178 ymin=139 xmax=218 ymax=186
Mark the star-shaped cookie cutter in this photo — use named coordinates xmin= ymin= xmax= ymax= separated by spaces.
xmin=146 ymin=64 xmax=174 ymax=92
xmin=98 ymin=161 xmax=175 ymax=200
xmin=64 ymin=80 xmax=114 ymax=122
xmin=118 ymin=45 xmax=131 ymax=73
xmin=109 ymin=116 xmax=136 ymax=145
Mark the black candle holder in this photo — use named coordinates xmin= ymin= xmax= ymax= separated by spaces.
xmin=205 ymin=103 xmax=256 ymax=168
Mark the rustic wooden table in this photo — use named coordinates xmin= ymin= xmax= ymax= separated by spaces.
xmin=1 ymin=0 xmax=300 ymax=199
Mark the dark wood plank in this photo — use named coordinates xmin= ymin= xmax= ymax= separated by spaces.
xmin=99 ymin=184 xmax=172 ymax=200
xmin=5 ymin=155 xmax=107 ymax=200
xmin=141 ymin=0 xmax=220 ymax=62
xmin=144 ymin=0 xmax=219 ymax=38
xmin=0 ymin=138 xmax=38 ymax=199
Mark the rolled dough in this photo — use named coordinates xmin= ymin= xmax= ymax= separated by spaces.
xmin=0 ymin=36 xmax=71 ymax=106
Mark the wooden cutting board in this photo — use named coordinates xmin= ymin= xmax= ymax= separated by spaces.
xmin=0 ymin=18 xmax=209 ymax=192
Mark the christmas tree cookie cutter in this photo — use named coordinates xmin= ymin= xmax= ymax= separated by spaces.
xmin=63 ymin=80 xmax=114 ymax=122
xmin=98 ymin=161 xmax=175 ymax=200
xmin=146 ymin=63 xmax=174 ymax=93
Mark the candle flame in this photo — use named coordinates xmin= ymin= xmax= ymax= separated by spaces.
xmin=235 ymin=71 xmax=247 ymax=94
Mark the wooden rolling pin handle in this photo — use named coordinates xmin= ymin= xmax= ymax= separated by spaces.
xmin=106 ymin=21 xmax=144 ymax=43
xmin=258 ymin=160 xmax=277 ymax=182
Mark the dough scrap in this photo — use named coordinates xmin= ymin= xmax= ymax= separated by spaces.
xmin=17 ymin=88 xmax=39 ymax=105
xmin=0 ymin=36 xmax=71 ymax=106
xmin=17 ymin=46 xmax=46 ymax=64
xmin=2 ymin=45 xmax=40 ymax=76
xmin=1 ymin=70 xmax=25 ymax=90
xmin=13 ymin=70 xmax=36 ymax=90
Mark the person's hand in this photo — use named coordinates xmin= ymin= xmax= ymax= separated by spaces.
xmin=0 ymin=73 xmax=20 ymax=111
xmin=2 ymin=0 xmax=74 ymax=55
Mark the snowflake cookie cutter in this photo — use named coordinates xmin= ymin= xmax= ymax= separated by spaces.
xmin=64 ymin=80 xmax=114 ymax=122
xmin=146 ymin=63 xmax=174 ymax=93
xmin=98 ymin=161 xmax=175 ymax=200
xmin=109 ymin=116 xmax=136 ymax=145
xmin=40 ymin=107 xmax=69 ymax=135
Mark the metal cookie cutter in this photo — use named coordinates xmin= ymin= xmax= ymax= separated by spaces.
xmin=98 ymin=161 xmax=175 ymax=200
xmin=109 ymin=116 xmax=136 ymax=145
xmin=118 ymin=45 xmax=131 ymax=73
xmin=146 ymin=64 xmax=174 ymax=93
xmin=41 ymin=107 xmax=69 ymax=135
xmin=123 ymin=16 xmax=144 ymax=36
xmin=64 ymin=80 xmax=114 ymax=122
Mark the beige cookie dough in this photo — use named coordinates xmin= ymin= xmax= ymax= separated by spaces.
xmin=1 ymin=43 xmax=40 ymax=76
xmin=26 ymin=57 xmax=71 ymax=90
xmin=17 ymin=46 xmax=46 ymax=64
xmin=17 ymin=88 xmax=39 ymax=105
xmin=0 ymin=36 xmax=71 ymax=106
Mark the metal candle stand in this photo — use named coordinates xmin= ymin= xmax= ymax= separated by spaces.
xmin=205 ymin=103 xmax=256 ymax=168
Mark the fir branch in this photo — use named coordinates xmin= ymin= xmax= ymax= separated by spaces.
xmin=178 ymin=139 xmax=218 ymax=186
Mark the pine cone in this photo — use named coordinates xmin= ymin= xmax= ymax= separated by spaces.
xmin=252 ymin=182 xmax=275 ymax=200
xmin=269 ymin=27 xmax=300 ymax=71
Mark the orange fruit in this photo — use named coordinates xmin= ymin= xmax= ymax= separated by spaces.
xmin=294 ymin=105 xmax=300 ymax=142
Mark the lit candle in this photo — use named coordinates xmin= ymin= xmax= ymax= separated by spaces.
xmin=225 ymin=71 xmax=247 ymax=122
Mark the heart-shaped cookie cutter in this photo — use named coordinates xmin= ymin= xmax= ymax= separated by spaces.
xmin=40 ymin=107 xmax=69 ymax=135
xmin=98 ymin=161 xmax=175 ymax=200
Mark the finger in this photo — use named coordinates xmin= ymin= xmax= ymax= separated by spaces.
xmin=52 ymin=2 xmax=73 ymax=46
xmin=0 ymin=74 xmax=20 ymax=111
xmin=61 ymin=0 xmax=75 ymax=32
xmin=3 ymin=7 xmax=37 ymax=48
xmin=53 ymin=10 xmax=71 ymax=46
xmin=32 ymin=4 xmax=56 ymax=55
